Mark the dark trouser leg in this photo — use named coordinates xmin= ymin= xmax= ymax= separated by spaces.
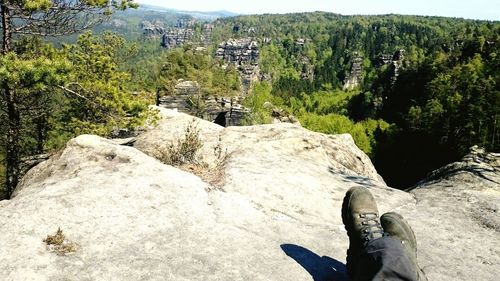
xmin=351 ymin=237 xmax=418 ymax=281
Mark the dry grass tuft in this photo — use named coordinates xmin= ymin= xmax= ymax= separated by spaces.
xmin=159 ymin=120 xmax=203 ymax=166
xmin=43 ymin=228 xmax=78 ymax=255
xmin=156 ymin=120 xmax=229 ymax=190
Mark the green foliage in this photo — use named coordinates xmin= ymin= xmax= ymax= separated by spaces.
xmin=260 ymin=44 xmax=286 ymax=79
xmin=22 ymin=0 xmax=52 ymax=11
xmin=299 ymin=112 xmax=383 ymax=156
xmin=0 ymin=32 xmax=150 ymax=198
xmin=402 ymin=52 xmax=499 ymax=152
xmin=157 ymin=47 xmax=241 ymax=98
xmin=1 ymin=0 xmax=141 ymax=198
xmin=242 ymin=82 xmax=274 ymax=125
xmin=0 ymin=52 xmax=70 ymax=93
xmin=308 ymin=90 xmax=356 ymax=115
xmin=115 ymin=40 xmax=165 ymax=92
xmin=0 ymin=39 xmax=71 ymax=158
xmin=212 ymin=12 xmax=499 ymax=188
xmin=44 ymin=32 xmax=150 ymax=148
xmin=375 ymin=32 xmax=500 ymax=187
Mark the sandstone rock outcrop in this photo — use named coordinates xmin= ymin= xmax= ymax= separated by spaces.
xmin=140 ymin=20 xmax=166 ymax=36
xmin=343 ymin=53 xmax=363 ymax=90
xmin=201 ymin=24 xmax=214 ymax=47
xmin=156 ymin=80 xmax=199 ymax=113
xmin=157 ymin=19 xmax=211 ymax=49
xmin=379 ymin=49 xmax=405 ymax=84
xmin=298 ymin=55 xmax=314 ymax=81
xmin=157 ymin=80 xmax=249 ymax=126
xmin=343 ymin=49 xmax=406 ymax=90
xmin=105 ymin=19 xmax=127 ymax=28
xmin=161 ymin=28 xmax=194 ymax=49
xmin=271 ymin=106 xmax=302 ymax=126
xmin=215 ymin=38 xmax=259 ymax=66
xmin=0 ymin=109 xmax=498 ymax=280
xmin=216 ymin=38 xmax=260 ymax=93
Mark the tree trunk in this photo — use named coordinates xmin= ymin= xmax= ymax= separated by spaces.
xmin=2 ymin=2 xmax=17 ymax=199
xmin=1 ymin=3 xmax=12 ymax=53
xmin=5 ymin=87 xmax=20 ymax=199
xmin=35 ymin=115 xmax=48 ymax=154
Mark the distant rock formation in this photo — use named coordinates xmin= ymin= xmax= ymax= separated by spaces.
xmin=174 ymin=18 xmax=196 ymax=29
xmin=343 ymin=49 xmax=405 ymax=90
xmin=158 ymin=19 xmax=212 ymax=49
xmin=297 ymin=54 xmax=314 ymax=81
xmin=104 ymin=19 xmax=127 ymax=28
xmin=0 ymin=109 xmax=498 ymax=280
xmin=343 ymin=52 xmax=363 ymax=90
xmin=379 ymin=49 xmax=405 ymax=84
xmin=161 ymin=28 xmax=194 ymax=49
xmin=215 ymin=38 xmax=260 ymax=93
xmin=269 ymin=105 xmax=301 ymax=126
xmin=203 ymin=96 xmax=250 ymax=127
xmin=201 ymin=24 xmax=214 ymax=47
xmin=140 ymin=20 xmax=166 ymax=36
xmin=215 ymin=38 xmax=259 ymax=65
xmin=157 ymin=80 xmax=249 ymax=126
xmin=157 ymin=80 xmax=200 ymax=112
xmin=295 ymin=38 xmax=306 ymax=47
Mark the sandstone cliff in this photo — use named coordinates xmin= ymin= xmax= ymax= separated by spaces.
xmin=0 ymin=108 xmax=498 ymax=280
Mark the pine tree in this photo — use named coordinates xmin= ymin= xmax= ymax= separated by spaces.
xmin=0 ymin=1 xmax=138 ymax=199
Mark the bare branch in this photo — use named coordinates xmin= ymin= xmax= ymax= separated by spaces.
xmin=57 ymin=84 xmax=122 ymax=119
xmin=8 ymin=1 xmax=113 ymax=38
xmin=57 ymin=85 xmax=90 ymax=101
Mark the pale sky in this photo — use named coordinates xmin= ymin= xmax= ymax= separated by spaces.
xmin=137 ymin=0 xmax=499 ymax=20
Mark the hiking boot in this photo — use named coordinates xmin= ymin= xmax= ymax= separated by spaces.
xmin=381 ymin=212 xmax=428 ymax=281
xmin=341 ymin=186 xmax=385 ymax=277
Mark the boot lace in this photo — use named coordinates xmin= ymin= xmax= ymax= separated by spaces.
xmin=359 ymin=213 xmax=385 ymax=244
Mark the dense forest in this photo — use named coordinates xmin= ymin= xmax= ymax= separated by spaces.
xmin=0 ymin=3 xmax=499 ymax=199
xmin=213 ymin=13 xmax=499 ymax=188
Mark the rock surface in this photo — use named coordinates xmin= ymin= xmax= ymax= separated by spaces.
xmin=401 ymin=146 xmax=500 ymax=281
xmin=0 ymin=108 xmax=498 ymax=280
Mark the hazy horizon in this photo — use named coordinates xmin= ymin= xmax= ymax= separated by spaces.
xmin=137 ymin=0 xmax=499 ymax=21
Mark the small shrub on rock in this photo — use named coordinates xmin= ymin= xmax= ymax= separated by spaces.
xmin=160 ymin=120 xmax=203 ymax=166
xmin=157 ymin=121 xmax=229 ymax=189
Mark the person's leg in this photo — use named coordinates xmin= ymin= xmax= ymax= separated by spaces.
xmin=354 ymin=236 xmax=418 ymax=281
xmin=381 ymin=212 xmax=428 ymax=281
xmin=341 ymin=186 xmax=419 ymax=281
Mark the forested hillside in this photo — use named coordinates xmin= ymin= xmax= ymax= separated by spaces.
xmin=212 ymin=13 xmax=499 ymax=188
xmin=1 ymin=5 xmax=498 ymax=198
